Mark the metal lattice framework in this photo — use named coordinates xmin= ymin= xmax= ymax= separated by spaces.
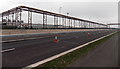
xmin=107 ymin=23 xmax=120 ymax=28
xmin=0 ymin=6 xmax=108 ymax=29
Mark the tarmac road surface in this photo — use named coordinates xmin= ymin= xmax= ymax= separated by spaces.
xmin=2 ymin=30 xmax=116 ymax=67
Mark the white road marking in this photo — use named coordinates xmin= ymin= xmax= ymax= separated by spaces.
xmin=1 ymin=31 xmax=106 ymax=43
xmin=2 ymin=36 xmax=52 ymax=43
xmin=18 ymin=39 xmax=25 ymax=41
xmin=27 ymin=38 xmax=37 ymax=40
xmin=1 ymin=35 xmax=64 ymax=43
xmin=23 ymin=32 xmax=117 ymax=69
xmin=9 ymin=40 xmax=18 ymax=42
xmin=1 ymin=48 xmax=15 ymax=53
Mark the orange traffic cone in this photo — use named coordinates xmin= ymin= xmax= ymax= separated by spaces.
xmin=88 ymin=33 xmax=90 ymax=36
xmin=54 ymin=36 xmax=59 ymax=43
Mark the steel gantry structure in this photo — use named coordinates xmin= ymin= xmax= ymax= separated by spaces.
xmin=0 ymin=6 xmax=108 ymax=29
xmin=107 ymin=23 xmax=120 ymax=28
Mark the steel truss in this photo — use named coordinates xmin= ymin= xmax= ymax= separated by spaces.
xmin=54 ymin=16 xmax=58 ymax=29
xmin=0 ymin=6 xmax=108 ymax=29
xmin=43 ymin=13 xmax=47 ymax=29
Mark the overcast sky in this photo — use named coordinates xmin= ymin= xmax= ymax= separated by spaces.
xmin=0 ymin=0 xmax=119 ymax=27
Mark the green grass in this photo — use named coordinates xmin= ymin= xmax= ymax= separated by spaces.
xmin=33 ymin=31 xmax=118 ymax=69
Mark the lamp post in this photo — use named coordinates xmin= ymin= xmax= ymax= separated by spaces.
xmin=67 ymin=12 xmax=69 ymax=15
xmin=59 ymin=7 xmax=62 ymax=14
xmin=59 ymin=7 xmax=62 ymax=27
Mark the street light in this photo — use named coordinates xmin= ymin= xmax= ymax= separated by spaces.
xmin=67 ymin=12 xmax=69 ymax=15
xmin=59 ymin=7 xmax=62 ymax=14
xmin=59 ymin=7 xmax=62 ymax=27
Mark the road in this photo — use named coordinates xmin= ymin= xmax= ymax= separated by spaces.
xmin=2 ymin=30 xmax=116 ymax=67
xmin=68 ymin=32 xmax=118 ymax=67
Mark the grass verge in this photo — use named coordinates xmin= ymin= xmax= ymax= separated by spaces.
xmin=33 ymin=31 xmax=118 ymax=69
